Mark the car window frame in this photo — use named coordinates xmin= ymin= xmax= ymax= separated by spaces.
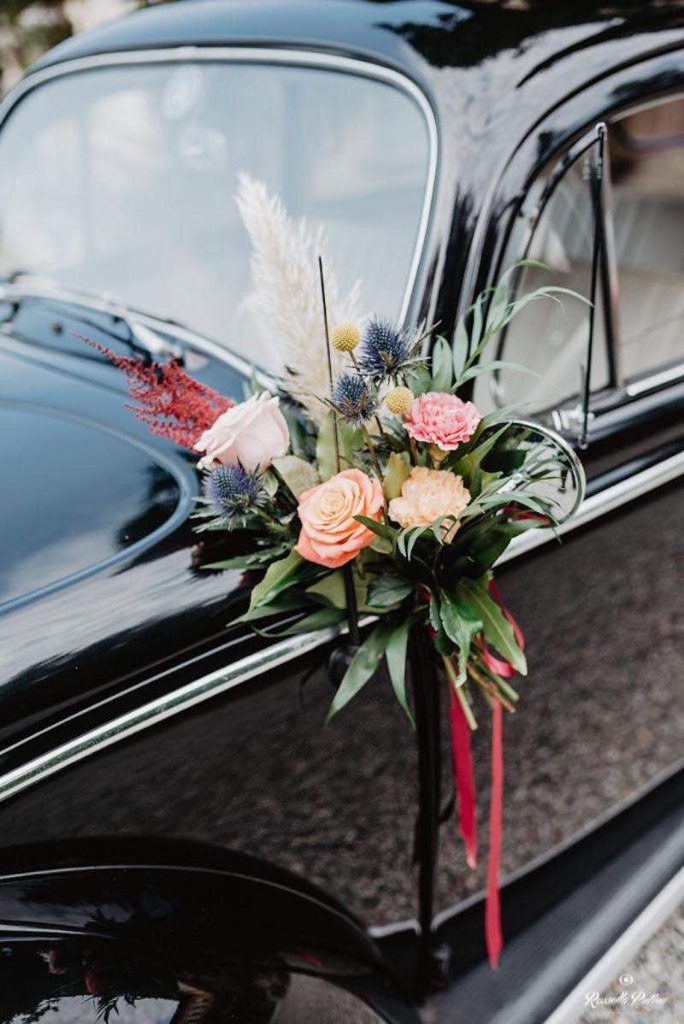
xmin=491 ymin=89 xmax=684 ymax=428
xmin=461 ymin=44 xmax=684 ymax=451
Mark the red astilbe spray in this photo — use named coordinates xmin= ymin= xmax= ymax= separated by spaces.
xmin=84 ymin=339 xmax=234 ymax=448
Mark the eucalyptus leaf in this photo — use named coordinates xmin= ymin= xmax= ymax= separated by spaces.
xmin=203 ymin=546 xmax=288 ymax=570
xmin=261 ymin=470 xmax=279 ymax=498
xmin=404 ymin=363 xmax=432 ymax=396
xmin=256 ymin=606 xmax=346 ymax=637
xmin=231 ymin=591 xmax=310 ymax=626
xmin=453 ymin=318 xmax=470 ymax=378
xmin=455 ymin=359 xmax=543 ymax=388
xmin=406 ymin=526 xmax=430 ymax=560
xmin=431 ymin=336 xmax=453 ymax=391
xmin=325 ymin=621 xmax=393 ymax=723
xmin=249 ymin=549 xmax=305 ymax=610
xmin=367 ymin=575 xmax=413 ymax=609
xmin=272 ymin=455 xmax=320 ymax=498
xmin=382 ymin=452 xmax=411 ymax=501
xmin=316 ymin=412 xmax=360 ymax=480
xmin=306 ymin=572 xmax=346 ymax=609
xmin=439 ymin=590 xmax=482 ymax=686
xmin=355 ymin=515 xmax=396 ymax=542
xmin=385 ymin=621 xmax=415 ymax=727
xmin=457 ymin=579 xmax=527 ymax=675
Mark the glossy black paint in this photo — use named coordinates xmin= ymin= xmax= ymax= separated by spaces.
xmin=0 ymin=838 xmax=418 ymax=1023
xmin=0 ymin=1 xmax=682 ymax=1016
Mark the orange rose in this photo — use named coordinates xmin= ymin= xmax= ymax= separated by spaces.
xmin=296 ymin=468 xmax=384 ymax=569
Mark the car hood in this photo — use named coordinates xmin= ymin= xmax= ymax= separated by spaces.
xmin=0 ymin=309 xmax=255 ymax=764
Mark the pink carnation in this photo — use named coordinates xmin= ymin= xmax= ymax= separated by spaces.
xmin=405 ymin=392 xmax=481 ymax=451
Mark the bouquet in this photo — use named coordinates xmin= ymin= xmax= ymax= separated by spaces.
xmin=89 ymin=183 xmax=584 ymax=969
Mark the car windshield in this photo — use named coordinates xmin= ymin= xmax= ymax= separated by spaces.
xmin=0 ymin=61 xmax=431 ymax=370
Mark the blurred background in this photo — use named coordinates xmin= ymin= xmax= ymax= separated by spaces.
xmin=0 ymin=0 xmax=167 ymax=95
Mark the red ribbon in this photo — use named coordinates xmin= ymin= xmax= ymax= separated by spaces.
xmin=486 ymin=700 xmax=504 ymax=968
xmin=447 ymin=583 xmax=521 ymax=969
xmin=448 ymin=689 xmax=477 ymax=869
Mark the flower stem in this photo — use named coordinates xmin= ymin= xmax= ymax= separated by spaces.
xmin=363 ymin=425 xmax=384 ymax=483
xmin=442 ymin=656 xmax=477 ymax=730
xmin=468 ymin=664 xmax=515 ymax=713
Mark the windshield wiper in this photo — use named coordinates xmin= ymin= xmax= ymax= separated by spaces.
xmin=0 ymin=272 xmax=186 ymax=364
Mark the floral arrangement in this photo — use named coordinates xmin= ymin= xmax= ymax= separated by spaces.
xmin=88 ymin=181 xmax=583 ymax=970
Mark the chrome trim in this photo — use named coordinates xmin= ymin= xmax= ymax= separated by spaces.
xmin=0 ymin=617 xmax=371 ymax=806
xmin=0 ymin=277 xmax=257 ymax=380
xmin=0 ymin=454 xmax=681 ymax=805
xmin=626 ymin=362 xmax=684 ymax=398
xmin=0 ymin=46 xmax=438 ymax=341
xmin=499 ymin=449 xmax=684 ymax=564
xmin=544 ymin=865 xmax=684 ymax=1024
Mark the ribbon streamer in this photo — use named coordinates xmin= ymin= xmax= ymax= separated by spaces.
xmin=448 ymin=688 xmax=477 ymax=869
xmin=485 ymin=700 xmax=504 ymax=968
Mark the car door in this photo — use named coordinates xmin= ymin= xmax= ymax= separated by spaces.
xmin=428 ymin=67 xmax=683 ymax=1007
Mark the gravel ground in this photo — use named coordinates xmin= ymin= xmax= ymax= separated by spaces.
xmin=579 ymin=905 xmax=684 ymax=1023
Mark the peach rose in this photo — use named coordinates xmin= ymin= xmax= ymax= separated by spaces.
xmin=195 ymin=391 xmax=289 ymax=473
xmin=296 ymin=468 xmax=384 ymax=569
xmin=389 ymin=466 xmax=470 ymax=541
xmin=405 ymin=392 xmax=481 ymax=451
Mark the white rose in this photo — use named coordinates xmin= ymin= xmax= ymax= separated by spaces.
xmin=195 ymin=391 xmax=289 ymax=474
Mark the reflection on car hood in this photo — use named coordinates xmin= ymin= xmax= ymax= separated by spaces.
xmin=0 ymin=310 xmax=253 ymax=762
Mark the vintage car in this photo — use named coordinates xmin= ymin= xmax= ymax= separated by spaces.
xmin=0 ymin=1 xmax=682 ymax=1020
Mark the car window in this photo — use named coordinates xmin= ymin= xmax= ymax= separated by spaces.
xmin=475 ymin=144 xmax=609 ymax=417
xmin=475 ymin=94 xmax=684 ymax=417
xmin=0 ymin=62 xmax=431 ymax=371
xmin=610 ymin=94 xmax=684 ymax=381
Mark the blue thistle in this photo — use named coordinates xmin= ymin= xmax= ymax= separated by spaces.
xmin=357 ymin=317 xmax=411 ymax=380
xmin=203 ymin=464 xmax=264 ymax=522
xmin=331 ymin=372 xmax=377 ymax=424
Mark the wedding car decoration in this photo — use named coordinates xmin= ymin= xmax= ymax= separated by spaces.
xmin=86 ymin=179 xmax=584 ymax=968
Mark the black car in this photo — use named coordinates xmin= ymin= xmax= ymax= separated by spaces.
xmin=0 ymin=2 xmax=682 ymax=1021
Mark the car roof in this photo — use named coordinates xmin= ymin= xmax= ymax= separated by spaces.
xmin=28 ymin=0 xmax=684 ymax=83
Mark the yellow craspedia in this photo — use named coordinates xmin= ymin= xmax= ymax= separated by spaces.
xmin=384 ymin=386 xmax=415 ymax=418
xmin=331 ymin=322 xmax=361 ymax=353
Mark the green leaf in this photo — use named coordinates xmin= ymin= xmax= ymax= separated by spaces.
xmin=439 ymin=590 xmax=482 ymax=686
xmin=272 ymin=455 xmax=320 ymax=498
xmin=385 ymin=621 xmax=414 ymax=727
xmin=367 ymin=574 xmax=413 ymax=609
xmin=316 ymin=412 xmax=360 ymax=480
xmin=382 ymin=451 xmax=411 ymax=501
xmin=249 ymin=549 xmax=305 ymax=610
xmin=203 ymin=546 xmax=289 ymax=570
xmin=256 ymin=606 xmax=346 ymax=637
xmin=355 ymin=515 xmax=396 ymax=542
xmin=466 ymin=523 xmax=525 ymax=570
xmin=306 ymin=572 xmax=346 ymax=609
xmin=453 ymin=319 xmax=470 ymax=377
xmin=427 ymin=593 xmax=453 ymax=657
xmin=404 ymin=363 xmax=432 ymax=396
xmin=231 ymin=591 xmax=310 ymax=626
xmin=406 ymin=526 xmax=429 ymax=560
xmin=431 ymin=336 xmax=453 ymax=391
xmin=261 ymin=470 xmax=279 ymax=498
xmin=452 ymin=423 xmax=511 ymax=496
xmin=326 ymin=622 xmax=393 ymax=723
xmin=455 ymin=359 xmax=543 ymax=388
xmin=458 ymin=579 xmax=527 ymax=675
